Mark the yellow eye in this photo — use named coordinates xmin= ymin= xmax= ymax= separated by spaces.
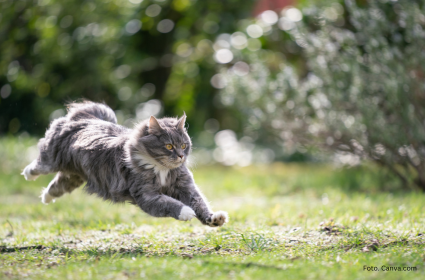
xmin=166 ymin=144 xmax=173 ymax=150
xmin=181 ymin=144 xmax=186 ymax=149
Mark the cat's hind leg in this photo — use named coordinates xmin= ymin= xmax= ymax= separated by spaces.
xmin=41 ymin=172 xmax=84 ymax=204
xmin=22 ymin=159 xmax=54 ymax=181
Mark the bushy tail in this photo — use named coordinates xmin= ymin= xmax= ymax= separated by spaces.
xmin=66 ymin=101 xmax=117 ymax=124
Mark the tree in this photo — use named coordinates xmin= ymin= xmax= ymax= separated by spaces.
xmin=0 ymin=0 xmax=255 ymax=137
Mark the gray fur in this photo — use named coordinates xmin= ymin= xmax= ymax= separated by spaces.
xmin=22 ymin=101 xmax=228 ymax=227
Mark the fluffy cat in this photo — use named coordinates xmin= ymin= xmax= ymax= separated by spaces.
xmin=22 ymin=101 xmax=228 ymax=227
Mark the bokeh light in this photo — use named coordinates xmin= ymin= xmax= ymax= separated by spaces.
xmin=246 ymin=24 xmax=263 ymax=38
xmin=145 ymin=4 xmax=162 ymax=17
xmin=283 ymin=7 xmax=303 ymax=22
xmin=210 ymin=74 xmax=227 ymax=89
xmin=260 ymin=10 xmax=278 ymax=25
xmin=214 ymin=49 xmax=233 ymax=64
xmin=125 ymin=19 xmax=142 ymax=34
xmin=157 ymin=19 xmax=174 ymax=33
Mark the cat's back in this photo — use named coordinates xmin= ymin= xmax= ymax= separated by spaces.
xmin=38 ymin=116 xmax=130 ymax=171
xmin=44 ymin=116 xmax=129 ymax=147
xmin=70 ymin=119 xmax=130 ymax=150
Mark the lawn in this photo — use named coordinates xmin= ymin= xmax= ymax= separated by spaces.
xmin=1 ymin=137 xmax=424 ymax=279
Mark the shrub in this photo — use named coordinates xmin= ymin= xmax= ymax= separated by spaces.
xmin=218 ymin=0 xmax=425 ymax=189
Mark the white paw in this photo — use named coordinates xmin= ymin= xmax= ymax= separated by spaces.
xmin=208 ymin=211 xmax=229 ymax=227
xmin=22 ymin=166 xmax=39 ymax=181
xmin=40 ymin=188 xmax=55 ymax=205
xmin=178 ymin=206 xmax=196 ymax=221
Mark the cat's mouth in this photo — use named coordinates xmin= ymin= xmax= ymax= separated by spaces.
xmin=177 ymin=156 xmax=185 ymax=163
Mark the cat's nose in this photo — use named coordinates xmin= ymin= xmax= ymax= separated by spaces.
xmin=178 ymin=155 xmax=184 ymax=159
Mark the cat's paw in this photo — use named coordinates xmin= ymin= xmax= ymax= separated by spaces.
xmin=178 ymin=206 xmax=196 ymax=221
xmin=207 ymin=211 xmax=229 ymax=227
xmin=22 ymin=166 xmax=39 ymax=181
xmin=40 ymin=188 xmax=55 ymax=205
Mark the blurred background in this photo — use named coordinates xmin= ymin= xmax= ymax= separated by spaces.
xmin=1 ymin=0 xmax=425 ymax=190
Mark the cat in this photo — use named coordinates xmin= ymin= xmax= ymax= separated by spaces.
xmin=22 ymin=101 xmax=228 ymax=227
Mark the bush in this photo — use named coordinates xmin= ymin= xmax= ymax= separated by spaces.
xmin=218 ymin=0 xmax=425 ymax=189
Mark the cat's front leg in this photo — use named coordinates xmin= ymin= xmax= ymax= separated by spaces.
xmin=175 ymin=168 xmax=229 ymax=227
xmin=130 ymin=187 xmax=196 ymax=222
xmin=184 ymin=187 xmax=229 ymax=227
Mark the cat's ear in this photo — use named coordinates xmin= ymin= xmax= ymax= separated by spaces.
xmin=148 ymin=116 xmax=164 ymax=135
xmin=176 ymin=113 xmax=186 ymax=131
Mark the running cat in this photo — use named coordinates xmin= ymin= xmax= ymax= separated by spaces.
xmin=22 ymin=101 xmax=228 ymax=227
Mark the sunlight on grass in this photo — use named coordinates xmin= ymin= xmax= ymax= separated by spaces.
xmin=0 ymin=137 xmax=424 ymax=279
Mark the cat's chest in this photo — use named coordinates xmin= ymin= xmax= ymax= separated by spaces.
xmin=152 ymin=167 xmax=178 ymax=187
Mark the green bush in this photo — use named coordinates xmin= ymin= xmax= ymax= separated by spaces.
xmin=218 ymin=0 xmax=425 ymax=189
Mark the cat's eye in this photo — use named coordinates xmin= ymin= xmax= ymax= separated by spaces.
xmin=166 ymin=144 xmax=173 ymax=150
xmin=181 ymin=144 xmax=187 ymax=149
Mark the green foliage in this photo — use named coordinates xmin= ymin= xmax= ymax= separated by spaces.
xmin=0 ymin=0 xmax=255 ymax=136
xmin=217 ymin=0 xmax=425 ymax=189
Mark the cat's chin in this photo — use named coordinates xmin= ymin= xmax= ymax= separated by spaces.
xmin=157 ymin=161 xmax=184 ymax=169
xmin=169 ymin=162 xmax=184 ymax=169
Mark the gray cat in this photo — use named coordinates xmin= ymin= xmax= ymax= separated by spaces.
xmin=22 ymin=101 xmax=228 ymax=227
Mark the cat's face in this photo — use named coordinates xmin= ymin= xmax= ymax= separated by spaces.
xmin=140 ymin=115 xmax=191 ymax=169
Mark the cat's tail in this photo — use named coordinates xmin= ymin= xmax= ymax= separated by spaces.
xmin=66 ymin=101 xmax=117 ymax=124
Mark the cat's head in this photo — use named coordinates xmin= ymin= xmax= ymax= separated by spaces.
xmin=132 ymin=114 xmax=191 ymax=170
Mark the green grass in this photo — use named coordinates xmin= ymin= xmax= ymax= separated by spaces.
xmin=1 ymin=137 xmax=424 ymax=279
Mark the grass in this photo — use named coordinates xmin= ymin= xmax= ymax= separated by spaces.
xmin=1 ymin=136 xmax=424 ymax=279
